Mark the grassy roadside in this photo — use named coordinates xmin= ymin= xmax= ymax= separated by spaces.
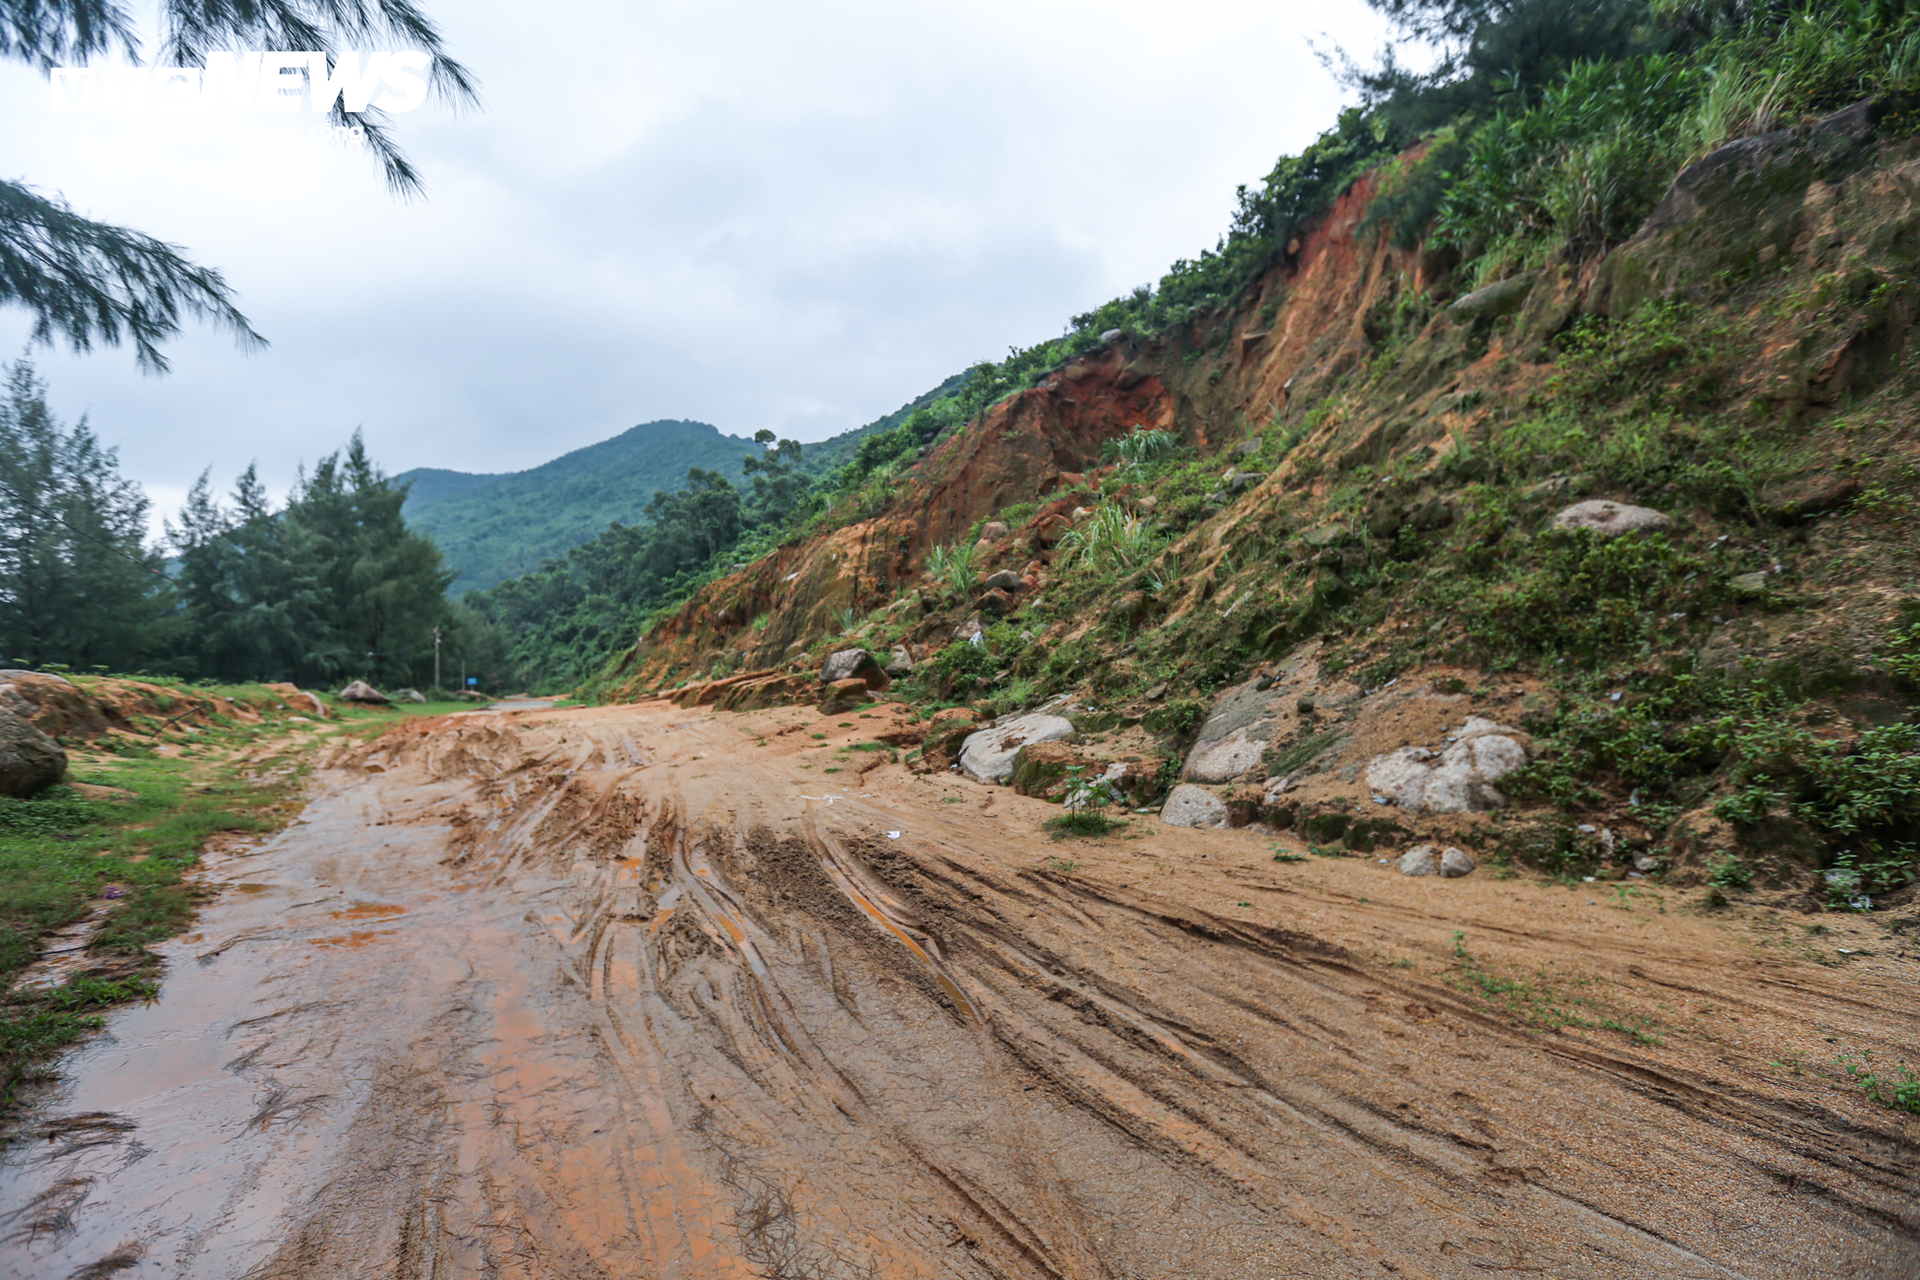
xmin=0 ymin=684 xmax=472 ymax=1114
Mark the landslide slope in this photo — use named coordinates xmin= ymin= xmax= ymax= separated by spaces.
xmin=607 ymin=103 xmax=1920 ymax=895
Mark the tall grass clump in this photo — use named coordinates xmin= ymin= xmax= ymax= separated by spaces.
xmin=925 ymin=541 xmax=975 ymax=597
xmin=1102 ymin=426 xmax=1179 ymax=479
xmin=1055 ymin=505 xmax=1165 ymax=576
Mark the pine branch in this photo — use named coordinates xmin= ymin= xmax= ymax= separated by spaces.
xmin=0 ymin=179 xmax=267 ymax=373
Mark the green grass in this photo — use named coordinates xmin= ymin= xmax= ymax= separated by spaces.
xmin=1044 ymin=811 xmax=1126 ymax=840
xmin=0 ymin=694 xmax=356 ymax=1111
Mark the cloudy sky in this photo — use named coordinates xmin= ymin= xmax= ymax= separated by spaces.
xmin=2 ymin=0 xmax=1408 ymax=532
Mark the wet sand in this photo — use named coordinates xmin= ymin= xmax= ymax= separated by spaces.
xmin=1 ymin=698 xmax=1914 ymax=1277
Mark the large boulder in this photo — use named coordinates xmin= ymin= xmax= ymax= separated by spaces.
xmin=1550 ymin=500 xmax=1671 ymax=538
xmin=394 ymin=687 xmax=428 ymax=704
xmin=819 ymin=648 xmax=890 ymax=692
xmin=266 ymin=682 xmax=331 ymax=717
xmin=958 ymin=713 xmax=1074 ymax=783
xmin=1010 ymin=740 xmax=1092 ymax=801
xmin=1159 ymin=783 xmax=1228 ymax=829
xmin=338 ymin=680 xmax=389 ymax=705
xmin=819 ymin=678 xmax=871 ymax=716
xmin=0 ymin=704 xmax=66 ymax=797
xmin=1364 ymin=717 xmax=1530 ymax=814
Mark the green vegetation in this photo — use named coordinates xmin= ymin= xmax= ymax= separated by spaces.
xmin=1837 ymin=1048 xmax=1920 ymax=1114
xmin=0 ymin=684 xmax=377 ymax=1107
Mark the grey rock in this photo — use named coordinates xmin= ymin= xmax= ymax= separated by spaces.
xmin=1296 ymin=695 xmax=1316 ymax=715
xmin=1159 ymin=783 xmax=1229 ymax=829
xmin=1099 ymin=328 xmax=1123 ymax=343
xmin=1398 ymin=846 xmax=1439 ymax=876
xmin=1223 ymin=469 xmax=1265 ymax=495
xmin=338 ymin=680 xmax=388 ymax=705
xmin=1446 ymin=271 xmax=1537 ymax=320
xmin=981 ymin=521 xmax=1010 ymax=541
xmin=395 ymin=687 xmax=428 ymax=704
xmin=820 ymin=648 xmax=890 ymax=690
xmin=1551 ymin=500 xmax=1671 ymax=538
xmin=884 ymin=645 xmax=915 ymax=677
xmin=1364 ymin=717 xmax=1530 ymax=814
xmin=958 ymin=713 xmax=1075 ymax=783
xmin=984 ymin=569 xmax=1024 ymax=592
xmin=1184 ymin=725 xmax=1268 ymax=784
xmin=1298 ymin=523 xmax=1349 ymax=548
xmin=1440 ymin=847 xmax=1477 ymax=878
xmin=0 ymin=705 xmax=65 ymax=796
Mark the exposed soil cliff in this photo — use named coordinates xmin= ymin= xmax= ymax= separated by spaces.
xmin=608 ymin=104 xmax=1920 ymax=896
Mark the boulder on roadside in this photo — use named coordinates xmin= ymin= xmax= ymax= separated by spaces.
xmin=819 ymin=648 xmax=890 ymax=691
xmin=339 ymin=680 xmax=388 ymax=705
xmin=1550 ymin=500 xmax=1671 ymax=538
xmin=1364 ymin=717 xmax=1530 ymax=814
xmin=266 ymin=682 xmax=331 ymax=717
xmin=1160 ymin=783 xmax=1228 ymax=829
xmin=819 ymin=677 xmax=870 ymax=716
xmin=958 ymin=713 xmax=1075 ymax=783
xmin=0 ymin=704 xmax=65 ymax=797
xmin=394 ymin=688 xmax=428 ymax=704
xmin=1010 ymin=740 xmax=1092 ymax=801
xmin=1398 ymin=845 xmax=1439 ymax=876
xmin=1440 ymin=847 xmax=1477 ymax=878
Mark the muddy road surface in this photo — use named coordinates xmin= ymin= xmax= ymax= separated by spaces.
xmin=2 ymin=699 xmax=1915 ymax=1278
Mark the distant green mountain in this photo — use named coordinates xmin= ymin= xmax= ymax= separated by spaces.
xmin=398 ymin=420 xmax=762 ymax=591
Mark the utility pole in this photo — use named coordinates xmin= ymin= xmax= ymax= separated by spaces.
xmin=433 ymin=626 xmax=441 ymax=694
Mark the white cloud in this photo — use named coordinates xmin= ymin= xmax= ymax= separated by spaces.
xmin=0 ymin=0 xmax=1408 ymax=533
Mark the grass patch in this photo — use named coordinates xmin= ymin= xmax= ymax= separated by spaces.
xmin=0 ymin=694 xmax=350 ymax=1112
xmin=1044 ymin=812 xmax=1127 ymax=840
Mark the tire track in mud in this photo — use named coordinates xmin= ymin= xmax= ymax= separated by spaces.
xmin=1 ymin=702 xmax=1914 ymax=1279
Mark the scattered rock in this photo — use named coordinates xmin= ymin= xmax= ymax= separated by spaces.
xmin=818 ymin=677 xmax=870 ymax=716
xmin=1298 ymin=523 xmax=1349 ymax=548
xmin=1183 ymin=725 xmax=1268 ymax=784
xmin=1446 ymin=271 xmax=1537 ymax=320
xmin=1440 ymin=847 xmax=1477 ymax=878
xmin=884 ymin=645 xmax=915 ymax=677
xmin=984 ymin=569 xmax=1024 ymax=592
xmin=976 ymin=588 xmax=1018 ymax=616
xmin=1550 ymin=500 xmax=1671 ymax=538
xmin=819 ymin=648 xmax=890 ymax=691
xmin=981 ymin=521 xmax=1010 ymax=541
xmin=339 ymin=680 xmax=389 ymax=705
xmin=1099 ymin=328 xmax=1123 ymax=343
xmin=1296 ymin=694 xmax=1317 ymax=715
xmin=1143 ymin=681 xmax=1168 ymax=702
xmin=267 ymin=682 xmax=331 ymax=717
xmin=1223 ymin=469 xmax=1265 ymax=495
xmin=1032 ymin=514 xmax=1073 ymax=547
xmin=0 ymin=705 xmax=65 ymax=797
xmin=1010 ymin=740 xmax=1091 ymax=801
xmin=1729 ymin=571 xmax=1770 ymax=594
xmin=1364 ymin=717 xmax=1531 ymax=814
xmin=1159 ymin=783 xmax=1229 ymax=829
xmin=1398 ymin=846 xmax=1439 ymax=876
xmin=958 ymin=714 xmax=1075 ymax=783
xmin=394 ymin=688 xmax=428 ymax=704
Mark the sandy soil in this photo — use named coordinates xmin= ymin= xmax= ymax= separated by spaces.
xmin=1 ymin=698 xmax=1914 ymax=1278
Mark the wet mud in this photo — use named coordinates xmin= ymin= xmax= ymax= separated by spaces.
xmin=1 ymin=700 xmax=1915 ymax=1278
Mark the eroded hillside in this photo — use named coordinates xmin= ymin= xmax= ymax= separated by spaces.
xmin=609 ymin=101 xmax=1920 ymax=902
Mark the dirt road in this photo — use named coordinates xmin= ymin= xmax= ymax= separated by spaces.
xmin=2 ymin=699 xmax=1914 ymax=1278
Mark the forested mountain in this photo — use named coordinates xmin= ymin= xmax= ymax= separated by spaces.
xmin=396 ymin=421 xmax=765 ymax=591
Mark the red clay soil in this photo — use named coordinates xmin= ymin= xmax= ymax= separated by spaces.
xmin=1 ymin=700 xmax=1912 ymax=1278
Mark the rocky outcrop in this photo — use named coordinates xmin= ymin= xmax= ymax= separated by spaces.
xmin=1364 ymin=718 xmax=1530 ymax=814
xmin=0 ymin=705 xmax=66 ymax=796
xmin=958 ymin=714 xmax=1074 ymax=783
xmin=0 ymin=670 xmax=108 ymax=739
xmin=1550 ymin=500 xmax=1671 ymax=538
xmin=820 ymin=649 xmax=890 ymax=691
xmin=1159 ymin=784 xmax=1229 ymax=829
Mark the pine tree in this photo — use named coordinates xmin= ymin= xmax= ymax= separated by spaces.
xmin=0 ymin=359 xmax=171 ymax=669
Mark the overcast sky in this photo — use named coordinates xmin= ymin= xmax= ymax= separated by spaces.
xmin=2 ymin=0 xmax=1408 ymax=534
